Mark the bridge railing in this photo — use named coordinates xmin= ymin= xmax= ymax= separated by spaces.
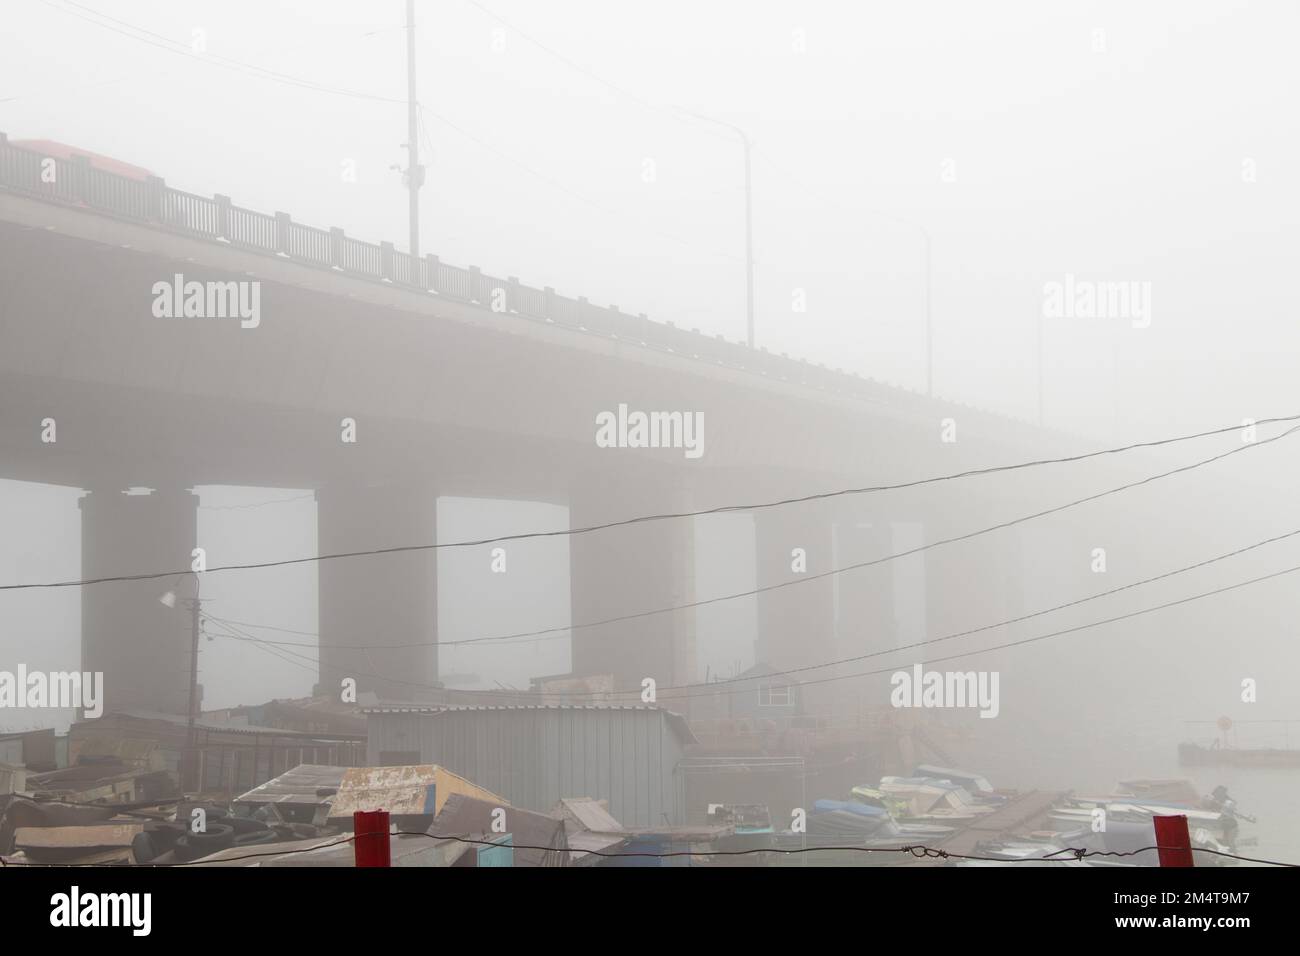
xmin=227 ymin=203 xmax=276 ymax=250
xmin=435 ymin=261 xmax=472 ymax=301
xmin=339 ymin=234 xmax=383 ymax=277
xmin=0 ymin=131 xmax=917 ymax=410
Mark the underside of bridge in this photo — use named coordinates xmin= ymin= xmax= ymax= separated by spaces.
xmin=0 ymin=203 xmax=1103 ymax=717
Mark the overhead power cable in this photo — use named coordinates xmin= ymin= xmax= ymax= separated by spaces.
xmin=35 ymin=0 xmax=755 ymax=267
xmin=199 ymin=493 xmax=315 ymax=512
xmin=201 ymin=613 xmax=477 ymax=700
xmin=649 ymin=558 xmax=1300 ymax=705
xmin=201 ymin=532 xmax=1300 ymax=705
xmin=0 ymin=416 xmax=1292 ymax=594
xmin=39 ymin=0 xmax=407 ymax=104
xmin=199 ymin=523 xmax=1300 ymax=666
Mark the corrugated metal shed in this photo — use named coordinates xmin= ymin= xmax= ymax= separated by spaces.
xmin=364 ymin=705 xmax=693 ymax=826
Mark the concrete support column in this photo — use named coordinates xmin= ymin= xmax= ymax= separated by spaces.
xmin=80 ymin=487 xmax=198 ymax=716
xmin=834 ymin=517 xmax=896 ymax=656
xmin=754 ymin=501 xmax=836 ymax=715
xmin=922 ymin=497 xmax=1025 ymax=659
xmin=316 ymin=483 xmax=438 ymax=702
xmin=568 ymin=472 xmax=695 ymax=692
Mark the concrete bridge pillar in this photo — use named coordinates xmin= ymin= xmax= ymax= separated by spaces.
xmin=568 ymin=472 xmax=696 ymax=692
xmin=79 ymin=487 xmax=198 ymax=716
xmin=315 ymin=483 xmax=438 ymax=702
xmin=922 ymin=498 xmax=1026 ymax=663
xmin=834 ymin=516 xmax=897 ymax=657
xmin=754 ymin=501 xmax=838 ymax=715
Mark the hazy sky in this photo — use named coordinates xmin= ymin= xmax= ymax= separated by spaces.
xmin=5 ymin=0 xmax=1296 ymax=432
xmin=3 ymin=1 xmax=1299 ymax=730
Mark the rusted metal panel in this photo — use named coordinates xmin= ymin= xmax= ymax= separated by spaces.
xmin=328 ymin=764 xmax=504 ymax=820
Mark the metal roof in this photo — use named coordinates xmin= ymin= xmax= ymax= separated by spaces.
xmin=432 ymin=793 xmax=568 ymax=867
xmin=98 ymin=711 xmax=365 ymax=741
xmin=233 ymin=764 xmax=347 ymax=807
xmin=553 ymin=797 xmax=625 ymax=834
xmin=363 ymin=703 xmax=697 ymax=745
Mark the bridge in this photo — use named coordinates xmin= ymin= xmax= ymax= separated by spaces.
xmin=0 ymin=131 xmax=1234 ymax=722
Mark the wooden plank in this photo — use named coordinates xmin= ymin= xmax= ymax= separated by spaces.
xmin=936 ymin=790 xmax=1067 ymax=858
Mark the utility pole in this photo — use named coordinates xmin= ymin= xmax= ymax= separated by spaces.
xmin=405 ymin=0 xmax=423 ymax=257
xmin=184 ymin=591 xmax=201 ymax=792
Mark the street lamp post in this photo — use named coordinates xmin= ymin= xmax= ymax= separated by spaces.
xmin=184 ymin=593 xmax=201 ymax=792
xmin=160 ymin=576 xmax=202 ymax=793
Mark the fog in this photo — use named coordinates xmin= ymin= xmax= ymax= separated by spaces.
xmin=2 ymin=1 xmax=1299 ymax=867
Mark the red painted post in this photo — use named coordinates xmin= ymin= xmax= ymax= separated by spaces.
xmin=1153 ymin=814 xmax=1195 ymax=867
xmin=354 ymin=810 xmax=391 ymax=867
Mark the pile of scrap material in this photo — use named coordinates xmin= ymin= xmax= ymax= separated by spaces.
xmin=1044 ymin=779 xmax=1253 ymax=866
xmin=326 ymin=764 xmax=505 ymax=832
xmin=936 ymin=777 xmax=1253 ymax=867
xmin=231 ymin=763 xmax=345 ymax=824
xmin=13 ymin=822 xmax=144 ymax=866
xmin=432 ymin=794 xmax=569 ymax=867
xmin=0 ymin=760 xmax=540 ymax=866
xmin=0 ymin=795 xmax=313 ymax=866
xmin=136 ymin=801 xmax=347 ymax=864
xmin=555 ymin=797 xmax=740 ymax=867
xmin=808 ymin=799 xmax=893 ymax=839
xmin=775 ymin=797 xmax=958 ymax=857
xmin=938 ymin=790 xmax=1082 ymax=866
xmin=195 ymin=828 xmax=477 ymax=867
xmin=876 ymin=772 xmax=1005 ymax=823
xmin=551 ymin=797 xmax=631 ymax=865
xmin=762 ymin=766 xmax=1026 ymax=865
xmin=0 ymin=796 xmax=144 ymax=865
xmin=201 ymin=796 xmax=579 ymax=868
xmin=21 ymin=757 xmax=177 ymax=806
